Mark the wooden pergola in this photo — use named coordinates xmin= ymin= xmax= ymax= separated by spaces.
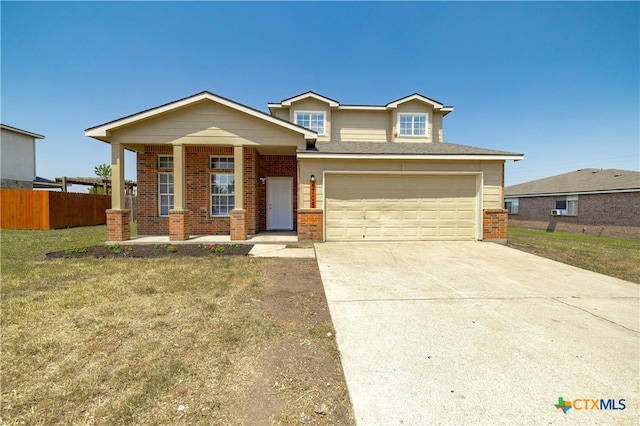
xmin=55 ymin=177 xmax=137 ymax=194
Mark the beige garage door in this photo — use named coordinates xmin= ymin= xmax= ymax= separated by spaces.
xmin=325 ymin=174 xmax=477 ymax=241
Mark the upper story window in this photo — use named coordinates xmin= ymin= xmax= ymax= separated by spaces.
xmin=398 ymin=113 xmax=427 ymax=137
xmin=295 ymin=111 xmax=326 ymax=136
xmin=158 ymin=155 xmax=173 ymax=169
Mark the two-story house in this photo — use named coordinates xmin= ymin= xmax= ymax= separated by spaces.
xmin=85 ymin=91 xmax=523 ymax=242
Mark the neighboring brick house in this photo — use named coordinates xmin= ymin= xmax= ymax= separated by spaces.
xmin=505 ymin=168 xmax=640 ymax=239
xmin=1 ymin=124 xmax=45 ymax=189
xmin=85 ymin=91 xmax=523 ymax=242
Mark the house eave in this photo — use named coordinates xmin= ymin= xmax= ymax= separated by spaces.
xmin=506 ymin=188 xmax=640 ymax=197
xmin=297 ymin=152 xmax=525 ymax=161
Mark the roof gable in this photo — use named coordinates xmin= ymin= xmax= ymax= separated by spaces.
xmin=85 ymin=91 xmax=317 ymax=141
xmin=269 ymin=91 xmax=340 ymax=108
xmin=505 ymin=168 xmax=640 ymax=196
xmin=386 ymin=93 xmax=454 ymax=115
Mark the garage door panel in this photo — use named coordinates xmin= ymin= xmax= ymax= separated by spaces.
xmin=325 ymin=174 xmax=478 ymax=241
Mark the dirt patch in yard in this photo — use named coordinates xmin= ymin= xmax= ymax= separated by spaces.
xmin=45 ymin=243 xmax=253 ymax=259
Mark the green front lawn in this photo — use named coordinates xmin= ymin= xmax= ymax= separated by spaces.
xmin=507 ymin=227 xmax=640 ymax=283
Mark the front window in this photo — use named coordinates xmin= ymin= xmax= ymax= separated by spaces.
xmin=210 ymin=156 xmax=235 ymax=216
xmin=211 ymin=174 xmax=235 ymax=216
xmin=398 ymin=113 xmax=427 ymax=136
xmin=505 ymin=198 xmax=519 ymax=214
xmin=295 ymin=111 xmax=326 ymax=135
xmin=158 ymin=173 xmax=174 ymax=217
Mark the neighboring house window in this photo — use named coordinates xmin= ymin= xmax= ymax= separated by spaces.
xmin=505 ymin=198 xmax=519 ymax=214
xmin=158 ymin=155 xmax=173 ymax=169
xmin=211 ymin=156 xmax=235 ymax=217
xmin=158 ymin=173 xmax=174 ymax=217
xmin=554 ymin=195 xmax=578 ymax=216
xmin=398 ymin=113 xmax=427 ymax=136
xmin=295 ymin=111 xmax=326 ymax=136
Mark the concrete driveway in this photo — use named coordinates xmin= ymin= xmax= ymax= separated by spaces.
xmin=315 ymin=242 xmax=639 ymax=425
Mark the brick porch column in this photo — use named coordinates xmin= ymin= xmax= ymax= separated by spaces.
xmin=230 ymin=209 xmax=247 ymax=241
xmin=106 ymin=209 xmax=130 ymax=241
xmin=169 ymin=209 xmax=190 ymax=241
xmin=483 ymin=209 xmax=508 ymax=244
xmin=298 ymin=209 xmax=323 ymax=241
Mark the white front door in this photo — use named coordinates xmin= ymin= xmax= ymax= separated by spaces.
xmin=267 ymin=177 xmax=293 ymax=230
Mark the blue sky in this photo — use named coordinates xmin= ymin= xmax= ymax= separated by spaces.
xmin=2 ymin=1 xmax=638 ymax=188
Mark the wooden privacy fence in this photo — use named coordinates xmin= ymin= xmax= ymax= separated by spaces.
xmin=1 ymin=189 xmax=112 ymax=230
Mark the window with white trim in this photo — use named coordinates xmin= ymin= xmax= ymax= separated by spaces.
xmin=398 ymin=113 xmax=427 ymax=136
xmin=210 ymin=156 xmax=235 ymax=217
xmin=158 ymin=173 xmax=174 ymax=217
xmin=295 ymin=111 xmax=326 ymax=135
xmin=505 ymin=198 xmax=519 ymax=214
xmin=554 ymin=195 xmax=578 ymax=216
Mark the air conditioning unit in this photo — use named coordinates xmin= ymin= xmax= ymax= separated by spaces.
xmin=552 ymin=210 xmax=561 ymax=216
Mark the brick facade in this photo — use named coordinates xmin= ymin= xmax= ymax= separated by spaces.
xmin=509 ymin=192 xmax=640 ymax=239
xmin=230 ymin=209 xmax=247 ymax=240
xmin=136 ymin=145 xmax=296 ymax=238
xmin=106 ymin=209 xmax=130 ymax=241
xmin=297 ymin=209 xmax=323 ymax=241
xmin=169 ymin=209 xmax=190 ymax=241
xmin=483 ymin=209 xmax=508 ymax=243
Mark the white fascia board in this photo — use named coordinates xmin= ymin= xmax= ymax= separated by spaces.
xmin=281 ymin=93 xmax=339 ymax=107
xmin=386 ymin=94 xmax=444 ymax=109
xmin=86 ymin=92 xmax=317 ymax=140
xmin=297 ymin=153 xmax=525 ymax=161
xmin=1 ymin=124 xmax=45 ymax=139
xmin=338 ymin=105 xmax=387 ymax=111
xmin=507 ymin=188 xmax=640 ymax=197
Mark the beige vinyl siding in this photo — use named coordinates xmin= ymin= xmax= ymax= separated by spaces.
xmin=331 ymin=110 xmax=389 ymax=142
xmin=110 ymin=101 xmax=304 ymax=148
xmin=298 ymin=159 xmax=504 ymax=211
xmin=272 ymin=109 xmax=289 ymax=121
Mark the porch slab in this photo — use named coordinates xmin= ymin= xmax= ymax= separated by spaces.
xmin=110 ymin=231 xmax=299 ymax=246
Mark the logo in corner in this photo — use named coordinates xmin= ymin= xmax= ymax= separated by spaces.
xmin=555 ymin=397 xmax=572 ymax=414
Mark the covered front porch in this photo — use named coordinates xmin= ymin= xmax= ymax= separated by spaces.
xmin=85 ymin=91 xmax=318 ymax=243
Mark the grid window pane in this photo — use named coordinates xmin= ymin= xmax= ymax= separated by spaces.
xmin=399 ymin=114 xmax=427 ymax=136
xmin=296 ymin=112 xmax=325 ymax=135
xmin=211 ymin=157 xmax=234 ymax=169
xmin=211 ymin=173 xmax=235 ymax=216
xmin=158 ymin=173 xmax=174 ymax=217
xmin=159 ymin=156 xmax=174 ymax=169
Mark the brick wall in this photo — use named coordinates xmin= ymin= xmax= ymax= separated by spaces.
xmin=483 ymin=209 xmax=507 ymax=243
xmin=137 ymin=146 xmax=293 ymax=236
xmin=509 ymin=192 xmax=640 ymax=239
xmin=106 ymin=209 xmax=130 ymax=241
xmin=298 ymin=209 xmax=323 ymax=241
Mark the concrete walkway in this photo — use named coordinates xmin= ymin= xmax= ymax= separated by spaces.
xmin=315 ymin=242 xmax=639 ymax=425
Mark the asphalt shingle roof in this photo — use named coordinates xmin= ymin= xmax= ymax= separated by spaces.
xmin=300 ymin=141 xmax=522 ymax=156
xmin=505 ymin=168 xmax=640 ymax=196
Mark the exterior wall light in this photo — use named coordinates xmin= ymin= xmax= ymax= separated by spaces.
xmin=310 ymin=174 xmax=315 ymax=182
